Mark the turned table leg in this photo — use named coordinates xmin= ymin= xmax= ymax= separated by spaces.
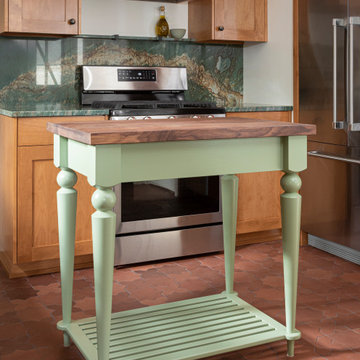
xmin=221 ymin=175 xmax=239 ymax=294
xmin=280 ymin=172 xmax=302 ymax=357
xmin=91 ymin=186 xmax=117 ymax=360
xmin=56 ymin=168 xmax=77 ymax=347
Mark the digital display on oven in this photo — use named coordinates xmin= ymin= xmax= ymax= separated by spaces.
xmin=117 ymin=69 xmax=157 ymax=82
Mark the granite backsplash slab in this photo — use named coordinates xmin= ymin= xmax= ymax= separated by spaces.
xmin=0 ymin=36 xmax=243 ymax=109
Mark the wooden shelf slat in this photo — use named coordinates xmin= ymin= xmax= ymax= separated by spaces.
xmin=61 ymin=293 xmax=295 ymax=360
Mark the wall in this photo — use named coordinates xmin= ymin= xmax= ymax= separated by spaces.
xmin=0 ymin=2 xmax=294 ymax=109
xmin=243 ymin=0 xmax=293 ymax=106
xmin=82 ymin=0 xmax=188 ymax=37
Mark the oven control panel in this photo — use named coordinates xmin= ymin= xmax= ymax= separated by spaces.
xmin=117 ymin=69 xmax=156 ymax=82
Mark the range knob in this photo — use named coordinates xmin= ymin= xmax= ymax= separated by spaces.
xmin=168 ymin=116 xmax=176 ymax=119
xmin=192 ymin=115 xmax=200 ymax=119
xmin=127 ymin=116 xmax=136 ymax=120
xmin=207 ymin=115 xmax=215 ymax=118
xmin=143 ymin=116 xmax=152 ymax=120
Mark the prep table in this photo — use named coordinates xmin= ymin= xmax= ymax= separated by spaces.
xmin=47 ymin=117 xmax=316 ymax=360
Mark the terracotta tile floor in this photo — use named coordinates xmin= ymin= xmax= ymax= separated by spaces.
xmin=0 ymin=241 xmax=359 ymax=360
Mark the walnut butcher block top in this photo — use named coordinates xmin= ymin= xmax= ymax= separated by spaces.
xmin=47 ymin=117 xmax=316 ymax=145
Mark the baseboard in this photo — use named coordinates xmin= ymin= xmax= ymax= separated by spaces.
xmin=308 ymin=235 xmax=360 ymax=265
xmin=300 ymin=231 xmax=308 ymax=246
xmin=0 ymin=251 xmax=14 ymax=276
xmin=236 ymin=229 xmax=282 ymax=246
xmin=0 ymin=251 xmax=93 ymax=278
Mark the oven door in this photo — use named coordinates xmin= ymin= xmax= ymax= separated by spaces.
xmin=114 ymin=176 xmax=222 ymax=235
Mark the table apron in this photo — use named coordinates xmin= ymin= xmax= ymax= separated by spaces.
xmin=54 ymin=135 xmax=307 ymax=187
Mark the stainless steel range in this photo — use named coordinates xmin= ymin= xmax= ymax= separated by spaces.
xmin=82 ymin=65 xmax=226 ymax=265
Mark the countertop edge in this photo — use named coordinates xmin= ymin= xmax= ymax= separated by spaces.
xmin=48 ymin=118 xmax=315 ymax=145
xmin=0 ymin=105 xmax=293 ymax=118
xmin=226 ymin=106 xmax=293 ymax=113
xmin=0 ymin=109 xmax=110 ymax=118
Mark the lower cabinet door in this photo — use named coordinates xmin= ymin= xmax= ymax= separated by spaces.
xmin=228 ymin=111 xmax=291 ymax=235
xmin=236 ymin=172 xmax=282 ymax=234
xmin=17 ymin=145 xmax=94 ymax=263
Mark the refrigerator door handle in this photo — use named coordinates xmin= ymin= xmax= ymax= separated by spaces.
xmin=308 ymin=150 xmax=360 ymax=164
xmin=348 ymin=17 xmax=360 ymax=131
xmin=333 ymin=18 xmax=346 ymax=130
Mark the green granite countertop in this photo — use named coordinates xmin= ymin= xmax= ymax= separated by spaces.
xmin=0 ymin=102 xmax=292 ymax=118
xmin=0 ymin=103 xmax=109 ymax=118
xmin=226 ymin=103 xmax=293 ymax=113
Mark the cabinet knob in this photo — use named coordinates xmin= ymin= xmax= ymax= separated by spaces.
xmin=218 ymin=26 xmax=225 ymax=31
xmin=68 ymin=18 xmax=76 ymax=25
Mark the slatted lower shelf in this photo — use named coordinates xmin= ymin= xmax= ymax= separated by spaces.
xmin=62 ymin=293 xmax=292 ymax=360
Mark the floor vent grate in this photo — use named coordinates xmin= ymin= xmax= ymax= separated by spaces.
xmin=309 ymin=235 xmax=360 ymax=265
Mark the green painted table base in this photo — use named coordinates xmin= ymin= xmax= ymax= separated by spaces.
xmin=57 ymin=293 xmax=300 ymax=360
xmin=53 ymin=135 xmax=307 ymax=360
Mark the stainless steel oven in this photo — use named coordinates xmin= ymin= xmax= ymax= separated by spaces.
xmin=82 ymin=65 xmax=226 ymax=265
xmin=113 ymin=177 xmax=223 ymax=265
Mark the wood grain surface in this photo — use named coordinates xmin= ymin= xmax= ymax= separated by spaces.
xmin=0 ymin=115 xmax=17 ymax=264
xmin=18 ymin=115 xmax=107 ymax=146
xmin=47 ymin=117 xmax=316 ymax=145
xmin=227 ymin=111 xmax=291 ymax=122
xmin=8 ymin=0 xmax=79 ymax=35
xmin=17 ymin=145 xmax=93 ymax=264
xmin=230 ymin=112 xmax=289 ymax=236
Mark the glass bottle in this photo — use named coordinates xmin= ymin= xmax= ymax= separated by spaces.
xmin=155 ymin=6 xmax=169 ymax=38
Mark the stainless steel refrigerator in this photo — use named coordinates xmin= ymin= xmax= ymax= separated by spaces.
xmin=299 ymin=0 xmax=360 ymax=264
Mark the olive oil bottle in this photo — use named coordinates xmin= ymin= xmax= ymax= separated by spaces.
xmin=155 ymin=6 xmax=169 ymax=37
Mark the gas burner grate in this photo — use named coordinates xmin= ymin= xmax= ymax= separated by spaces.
xmin=91 ymin=101 xmax=119 ymax=109
xmin=121 ymin=104 xmax=156 ymax=109
xmin=92 ymin=101 xmax=219 ymax=111
xmin=181 ymin=102 xmax=217 ymax=109
xmin=156 ymin=103 xmax=181 ymax=109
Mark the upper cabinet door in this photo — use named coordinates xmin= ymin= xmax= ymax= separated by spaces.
xmin=188 ymin=0 xmax=267 ymax=42
xmin=7 ymin=0 xmax=80 ymax=35
xmin=214 ymin=0 xmax=267 ymax=41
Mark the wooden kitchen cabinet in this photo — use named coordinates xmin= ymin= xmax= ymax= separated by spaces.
xmin=188 ymin=0 xmax=267 ymax=42
xmin=228 ymin=111 xmax=292 ymax=245
xmin=0 ymin=114 xmax=106 ymax=278
xmin=0 ymin=110 xmax=291 ymax=276
xmin=0 ymin=0 xmax=80 ymax=35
